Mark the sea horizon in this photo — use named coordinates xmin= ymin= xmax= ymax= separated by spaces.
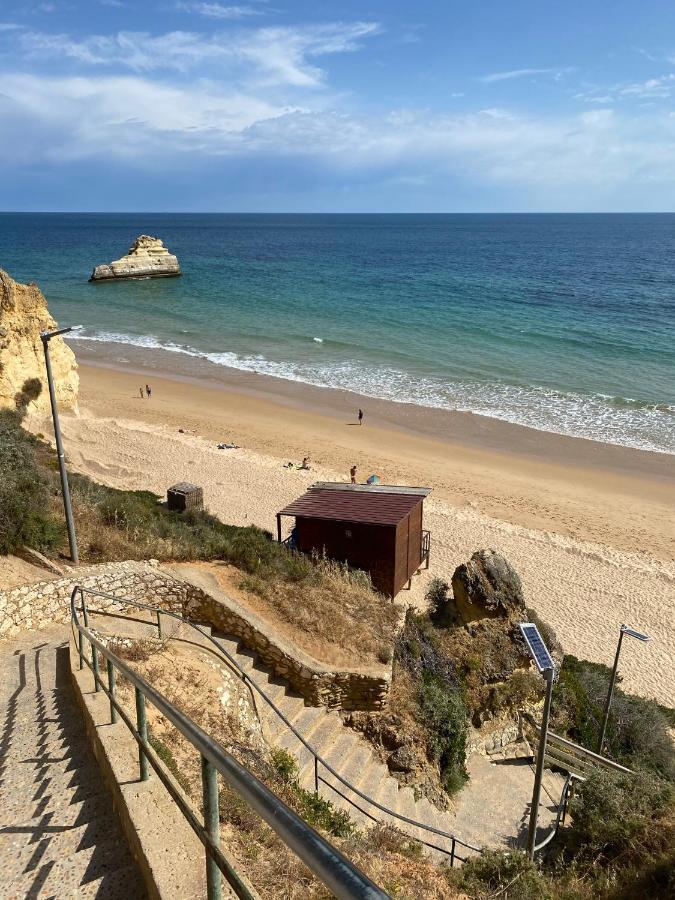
xmin=2 ymin=211 xmax=674 ymax=455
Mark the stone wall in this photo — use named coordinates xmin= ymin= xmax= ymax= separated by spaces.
xmin=0 ymin=560 xmax=191 ymax=638
xmin=0 ymin=560 xmax=390 ymax=711
xmin=180 ymin=581 xmax=390 ymax=711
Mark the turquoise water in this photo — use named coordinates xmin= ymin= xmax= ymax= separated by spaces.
xmin=1 ymin=213 xmax=674 ymax=453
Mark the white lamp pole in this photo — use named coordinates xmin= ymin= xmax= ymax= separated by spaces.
xmin=597 ymin=624 xmax=650 ymax=755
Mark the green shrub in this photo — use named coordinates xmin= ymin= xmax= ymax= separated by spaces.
xmin=0 ymin=410 xmax=62 ymax=554
xmin=270 ymin=746 xmax=355 ymax=837
xmin=419 ymin=671 xmax=468 ymax=794
xmin=567 ymin=769 xmax=673 ymax=862
xmin=552 ymin=656 xmax=675 ymax=780
xmin=425 ymin=577 xmax=450 ymax=617
xmin=450 ymin=849 xmax=552 ymax=900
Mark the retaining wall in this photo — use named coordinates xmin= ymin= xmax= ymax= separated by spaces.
xmin=0 ymin=560 xmax=191 ymax=638
xmin=0 ymin=560 xmax=390 ymax=710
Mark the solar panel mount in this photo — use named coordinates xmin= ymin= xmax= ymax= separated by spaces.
xmin=519 ymin=623 xmax=555 ymax=673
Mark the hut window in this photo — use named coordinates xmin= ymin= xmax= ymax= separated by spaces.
xmin=345 ymin=529 xmax=352 ymax=538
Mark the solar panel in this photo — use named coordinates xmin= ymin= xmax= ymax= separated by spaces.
xmin=519 ymin=623 xmax=555 ymax=673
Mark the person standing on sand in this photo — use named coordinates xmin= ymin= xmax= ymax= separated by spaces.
xmin=139 ymin=386 xmax=144 ymax=399
xmin=358 ymin=408 xmax=363 ymax=426
xmin=350 ymin=465 xmax=357 ymax=484
xmin=146 ymin=384 xmax=152 ymax=399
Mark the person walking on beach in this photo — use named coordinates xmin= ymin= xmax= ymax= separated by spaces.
xmin=358 ymin=408 xmax=363 ymax=426
xmin=350 ymin=465 xmax=357 ymax=484
xmin=139 ymin=386 xmax=144 ymax=399
xmin=145 ymin=384 xmax=152 ymax=399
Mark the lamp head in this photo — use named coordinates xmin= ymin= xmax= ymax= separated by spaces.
xmin=620 ymin=625 xmax=650 ymax=642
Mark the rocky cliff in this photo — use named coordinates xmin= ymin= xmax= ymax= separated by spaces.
xmin=90 ymin=235 xmax=181 ymax=281
xmin=0 ymin=269 xmax=79 ymax=413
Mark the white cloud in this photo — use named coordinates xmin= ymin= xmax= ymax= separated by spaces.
xmin=619 ymin=74 xmax=675 ymax=98
xmin=578 ymin=73 xmax=675 ymax=104
xmin=176 ymin=3 xmax=263 ymax=19
xmin=480 ymin=67 xmax=571 ymax=83
xmin=3 ymin=68 xmax=675 ymax=202
xmin=15 ymin=22 xmax=380 ymax=87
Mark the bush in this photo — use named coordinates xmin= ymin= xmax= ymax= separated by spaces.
xmin=14 ymin=376 xmax=43 ymax=409
xmin=450 ymin=849 xmax=552 ymax=900
xmin=0 ymin=410 xmax=61 ymax=554
xmin=425 ymin=577 xmax=450 ymax=617
xmin=270 ymin=747 xmax=355 ymax=837
xmin=419 ymin=671 xmax=468 ymax=794
xmin=567 ymin=769 xmax=674 ymax=863
xmin=552 ymin=656 xmax=675 ymax=780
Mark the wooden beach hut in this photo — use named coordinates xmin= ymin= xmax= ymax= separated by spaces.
xmin=276 ymin=482 xmax=432 ymax=598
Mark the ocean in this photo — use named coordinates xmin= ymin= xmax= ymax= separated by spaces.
xmin=1 ymin=212 xmax=674 ymax=454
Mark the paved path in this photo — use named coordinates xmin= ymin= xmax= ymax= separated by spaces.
xmin=0 ymin=626 xmax=147 ymax=899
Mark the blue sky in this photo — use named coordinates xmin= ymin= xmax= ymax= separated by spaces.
xmin=2 ymin=1 xmax=675 ymax=211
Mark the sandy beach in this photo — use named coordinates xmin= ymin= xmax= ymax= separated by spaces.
xmin=28 ymin=356 xmax=675 ymax=706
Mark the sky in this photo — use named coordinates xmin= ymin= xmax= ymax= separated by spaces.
xmin=2 ymin=1 xmax=675 ymax=211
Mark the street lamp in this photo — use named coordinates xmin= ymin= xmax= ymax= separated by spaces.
xmin=519 ymin=622 xmax=557 ymax=860
xmin=597 ymin=624 xmax=650 ymax=755
xmin=40 ymin=326 xmax=79 ymax=565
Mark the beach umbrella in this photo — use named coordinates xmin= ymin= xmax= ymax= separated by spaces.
xmin=367 ymin=474 xmax=381 ymax=485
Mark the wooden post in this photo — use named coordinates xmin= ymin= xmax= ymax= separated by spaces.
xmin=276 ymin=514 xmax=282 ymax=544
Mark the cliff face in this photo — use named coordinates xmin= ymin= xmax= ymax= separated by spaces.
xmin=0 ymin=269 xmax=79 ymax=413
xmin=90 ymin=234 xmax=181 ymax=281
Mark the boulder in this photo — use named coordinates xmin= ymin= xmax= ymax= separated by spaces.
xmin=90 ymin=235 xmax=181 ymax=281
xmin=451 ymin=549 xmax=525 ymax=621
xmin=388 ymin=746 xmax=416 ymax=773
xmin=0 ymin=269 xmax=78 ymax=413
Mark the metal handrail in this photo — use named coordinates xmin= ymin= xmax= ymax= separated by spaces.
xmin=533 ymin=773 xmax=575 ymax=853
xmin=523 ymin=713 xmax=634 ymax=775
xmin=76 ymin=585 xmax=481 ymax=863
xmin=70 ymin=587 xmax=388 ymax=900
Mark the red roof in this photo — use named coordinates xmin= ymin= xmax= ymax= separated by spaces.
xmin=278 ymin=483 xmax=430 ymax=527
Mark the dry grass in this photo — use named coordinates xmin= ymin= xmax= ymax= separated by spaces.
xmin=210 ymin=558 xmax=400 ymax=669
xmin=113 ymin=638 xmax=462 ymax=899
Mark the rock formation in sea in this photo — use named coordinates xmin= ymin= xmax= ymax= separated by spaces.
xmin=89 ymin=235 xmax=181 ymax=281
xmin=0 ymin=268 xmax=79 ymax=413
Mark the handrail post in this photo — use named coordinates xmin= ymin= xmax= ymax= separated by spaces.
xmin=81 ymin=588 xmax=89 ymax=628
xmin=78 ymin=628 xmax=84 ymax=670
xmin=107 ymin=659 xmax=118 ymax=724
xmin=314 ymin=756 xmax=319 ymax=793
xmin=450 ymin=838 xmax=456 ymax=867
xmin=156 ymin=610 xmax=163 ymax=639
xmin=202 ymin=756 xmax=222 ymax=900
xmin=91 ymin=638 xmax=100 ymax=692
xmin=135 ymin=688 xmax=149 ymax=781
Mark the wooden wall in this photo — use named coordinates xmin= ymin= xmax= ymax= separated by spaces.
xmin=295 ymin=517 xmax=397 ymax=596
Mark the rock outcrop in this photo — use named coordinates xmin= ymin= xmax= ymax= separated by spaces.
xmin=90 ymin=235 xmax=181 ymax=281
xmin=451 ymin=549 xmax=525 ymax=621
xmin=0 ymin=269 xmax=78 ymax=414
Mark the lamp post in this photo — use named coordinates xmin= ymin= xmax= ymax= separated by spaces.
xmin=597 ymin=624 xmax=650 ymax=755
xmin=519 ymin=622 xmax=557 ymax=860
xmin=40 ymin=326 xmax=79 ymax=565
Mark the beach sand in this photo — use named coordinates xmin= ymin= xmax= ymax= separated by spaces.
xmin=27 ymin=357 xmax=675 ymax=706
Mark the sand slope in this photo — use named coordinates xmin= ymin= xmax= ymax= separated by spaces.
xmin=29 ymin=407 xmax=674 ymax=707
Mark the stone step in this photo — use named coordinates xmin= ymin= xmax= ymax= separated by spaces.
xmin=4 ymin=853 xmax=145 ymax=900
xmin=2 ymin=827 xmax=132 ymax=888
xmin=6 ymin=792 xmax=117 ymax=834
xmin=0 ymin=785 xmax=110 ymax=831
xmin=0 ymin=764 xmax=107 ymax=808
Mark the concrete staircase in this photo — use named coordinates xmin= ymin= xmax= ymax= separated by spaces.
xmin=0 ymin=626 xmax=147 ymax=899
xmin=209 ymin=631 xmax=562 ymax=857
xmin=89 ymin=609 xmax=565 ymax=860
